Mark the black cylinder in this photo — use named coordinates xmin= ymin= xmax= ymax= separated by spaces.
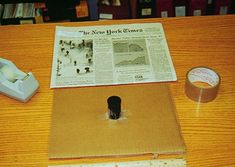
xmin=107 ymin=96 xmax=121 ymax=120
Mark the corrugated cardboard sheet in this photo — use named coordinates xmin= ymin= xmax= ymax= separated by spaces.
xmin=49 ymin=83 xmax=186 ymax=159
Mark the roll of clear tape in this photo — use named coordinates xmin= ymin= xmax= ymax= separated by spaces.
xmin=0 ymin=65 xmax=17 ymax=82
xmin=185 ymin=66 xmax=220 ymax=103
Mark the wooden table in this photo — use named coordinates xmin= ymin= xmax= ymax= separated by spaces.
xmin=0 ymin=15 xmax=235 ymax=167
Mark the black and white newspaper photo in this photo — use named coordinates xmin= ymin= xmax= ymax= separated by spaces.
xmin=50 ymin=23 xmax=177 ymax=88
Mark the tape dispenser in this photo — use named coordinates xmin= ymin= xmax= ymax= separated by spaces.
xmin=0 ymin=57 xmax=39 ymax=102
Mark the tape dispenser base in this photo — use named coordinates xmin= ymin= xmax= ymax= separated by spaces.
xmin=0 ymin=58 xmax=39 ymax=102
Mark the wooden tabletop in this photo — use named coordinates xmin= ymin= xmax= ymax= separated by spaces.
xmin=0 ymin=15 xmax=235 ymax=167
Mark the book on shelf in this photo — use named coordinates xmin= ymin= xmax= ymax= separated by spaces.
xmin=75 ymin=0 xmax=89 ymax=19
xmin=214 ymin=0 xmax=232 ymax=15
xmin=44 ymin=0 xmax=80 ymax=22
xmin=1 ymin=2 xmax=46 ymax=25
xmin=45 ymin=0 xmax=80 ymax=9
xmin=0 ymin=0 xmax=45 ymax=3
xmin=206 ymin=0 xmax=215 ymax=14
xmin=188 ymin=0 xmax=207 ymax=16
xmin=173 ymin=0 xmax=188 ymax=17
xmin=2 ymin=4 xmax=15 ymax=19
xmin=232 ymin=0 xmax=235 ymax=14
xmin=1 ymin=3 xmax=36 ymax=25
xmin=98 ymin=0 xmax=130 ymax=20
xmin=0 ymin=4 xmax=3 ymax=25
xmin=43 ymin=0 xmax=89 ymax=22
xmin=156 ymin=0 xmax=174 ymax=18
xmin=130 ymin=0 xmax=137 ymax=18
xmin=34 ymin=2 xmax=45 ymax=23
xmin=43 ymin=8 xmax=77 ymax=22
xmin=87 ymin=0 xmax=99 ymax=20
xmin=136 ymin=0 xmax=156 ymax=18
xmin=14 ymin=3 xmax=24 ymax=18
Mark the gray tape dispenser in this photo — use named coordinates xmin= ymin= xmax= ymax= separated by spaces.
xmin=0 ymin=57 xmax=39 ymax=102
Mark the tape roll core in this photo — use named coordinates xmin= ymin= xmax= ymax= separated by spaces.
xmin=0 ymin=65 xmax=17 ymax=82
xmin=185 ymin=67 xmax=220 ymax=103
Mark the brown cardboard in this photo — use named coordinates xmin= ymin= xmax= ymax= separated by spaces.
xmin=49 ymin=83 xmax=186 ymax=159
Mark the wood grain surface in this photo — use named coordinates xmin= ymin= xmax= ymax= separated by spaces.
xmin=0 ymin=15 xmax=235 ymax=167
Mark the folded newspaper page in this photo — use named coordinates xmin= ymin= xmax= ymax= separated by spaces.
xmin=50 ymin=23 xmax=177 ymax=88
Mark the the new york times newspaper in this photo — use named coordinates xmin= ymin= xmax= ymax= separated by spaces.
xmin=50 ymin=23 xmax=177 ymax=88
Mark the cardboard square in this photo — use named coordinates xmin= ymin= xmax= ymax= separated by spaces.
xmin=49 ymin=83 xmax=185 ymax=159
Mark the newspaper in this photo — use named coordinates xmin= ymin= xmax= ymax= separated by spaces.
xmin=50 ymin=23 xmax=177 ymax=88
